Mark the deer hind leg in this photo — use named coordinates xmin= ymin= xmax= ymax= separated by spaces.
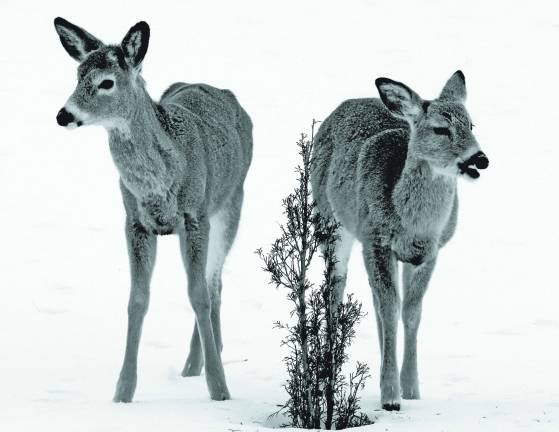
xmin=182 ymin=320 xmax=204 ymax=376
xmin=314 ymin=190 xmax=354 ymax=304
xmin=181 ymin=189 xmax=243 ymax=377
xmin=209 ymin=188 xmax=243 ymax=348
xmin=321 ymin=225 xmax=354 ymax=304
xmin=181 ymin=214 xmax=224 ymax=377
xmin=180 ymin=212 xmax=230 ymax=400
xmin=400 ymin=258 xmax=436 ymax=400
xmin=114 ymin=219 xmax=157 ymax=403
xmin=363 ymin=245 xmax=401 ymax=411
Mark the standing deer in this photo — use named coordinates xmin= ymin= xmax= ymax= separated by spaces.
xmin=311 ymin=71 xmax=488 ymax=411
xmin=54 ymin=17 xmax=252 ymax=402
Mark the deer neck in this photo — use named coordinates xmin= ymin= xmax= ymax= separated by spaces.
xmin=393 ymin=152 xmax=457 ymax=237
xmin=107 ymin=87 xmax=181 ymax=199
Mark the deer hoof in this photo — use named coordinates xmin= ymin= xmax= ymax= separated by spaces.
xmin=400 ymin=373 xmax=421 ymax=399
xmin=113 ymin=377 xmax=136 ymax=403
xmin=381 ymin=385 xmax=401 ymax=411
xmin=209 ymin=387 xmax=231 ymax=401
xmin=382 ymin=402 xmax=401 ymax=411
xmin=207 ymin=376 xmax=231 ymax=401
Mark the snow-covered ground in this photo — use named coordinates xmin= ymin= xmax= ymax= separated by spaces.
xmin=1 ymin=0 xmax=559 ymax=430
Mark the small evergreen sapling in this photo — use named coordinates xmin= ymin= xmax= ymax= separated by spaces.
xmin=257 ymin=122 xmax=372 ymax=429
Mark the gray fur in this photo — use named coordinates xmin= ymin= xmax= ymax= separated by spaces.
xmin=311 ymin=71 xmax=484 ymax=410
xmin=54 ymin=18 xmax=252 ymax=402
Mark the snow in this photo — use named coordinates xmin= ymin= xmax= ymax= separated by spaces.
xmin=1 ymin=0 xmax=559 ymax=430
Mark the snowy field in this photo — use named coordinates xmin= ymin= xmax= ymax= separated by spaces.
xmin=1 ymin=0 xmax=559 ymax=431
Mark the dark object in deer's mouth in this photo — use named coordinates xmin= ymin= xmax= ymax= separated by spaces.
xmin=458 ymin=151 xmax=489 ymax=179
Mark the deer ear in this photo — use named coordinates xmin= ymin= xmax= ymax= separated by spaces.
xmin=439 ymin=70 xmax=467 ymax=102
xmin=375 ymin=77 xmax=423 ymax=120
xmin=121 ymin=21 xmax=150 ymax=69
xmin=54 ymin=17 xmax=104 ymax=62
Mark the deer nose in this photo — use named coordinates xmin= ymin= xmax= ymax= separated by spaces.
xmin=56 ymin=107 xmax=74 ymax=126
xmin=470 ymin=151 xmax=489 ymax=169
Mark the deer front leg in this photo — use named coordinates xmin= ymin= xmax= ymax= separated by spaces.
xmin=114 ymin=219 xmax=157 ymax=403
xmin=400 ymin=258 xmax=436 ymax=400
xmin=180 ymin=213 xmax=230 ymax=401
xmin=363 ymin=245 xmax=401 ymax=411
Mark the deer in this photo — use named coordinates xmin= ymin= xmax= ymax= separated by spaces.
xmin=310 ymin=71 xmax=488 ymax=411
xmin=53 ymin=17 xmax=253 ymax=403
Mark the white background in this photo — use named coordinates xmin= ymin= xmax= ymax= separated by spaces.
xmin=1 ymin=0 xmax=558 ymax=431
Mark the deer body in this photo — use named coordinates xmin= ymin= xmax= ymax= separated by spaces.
xmin=109 ymin=83 xmax=250 ymax=235
xmin=315 ymin=101 xmax=458 ymax=262
xmin=311 ymin=72 xmax=488 ymax=410
xmin=55 ymin=18 xmax=252 ymax=402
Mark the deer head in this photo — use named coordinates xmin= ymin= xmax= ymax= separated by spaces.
xmin=375 ymin=71 xmax=489 ymax=179
xmin=54 ymin=17 xmax=150 ymax=131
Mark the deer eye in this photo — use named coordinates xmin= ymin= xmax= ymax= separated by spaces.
xmin=433 ymin=127 xmax=451 ymax=138
xmin=98 ymin=79 xmax=114 ymax=90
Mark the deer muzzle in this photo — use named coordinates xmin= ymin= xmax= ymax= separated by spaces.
xmin=457 ymin=151 xmax=489 ymax=179
xmin=56 ymin=106 xmax=84 ymax=129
